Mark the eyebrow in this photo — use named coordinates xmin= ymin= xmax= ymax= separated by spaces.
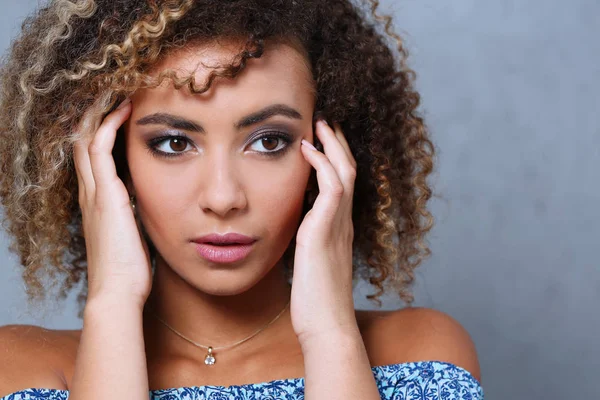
xmin=135 ymin=104 xmax=303 ymax=133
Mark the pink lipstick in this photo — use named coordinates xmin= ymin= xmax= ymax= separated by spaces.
xmin=192 ymin=233 xmax=257 ymax=263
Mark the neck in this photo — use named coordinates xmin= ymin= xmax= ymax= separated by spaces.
xmin=143 ymin=254 xmax=292 ymax=355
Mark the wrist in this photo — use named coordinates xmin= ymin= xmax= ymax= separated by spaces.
xmin=298 ymin=325 xmax=363 ymax=353
xmin=84 ymin=294 xmax=146 ymax=318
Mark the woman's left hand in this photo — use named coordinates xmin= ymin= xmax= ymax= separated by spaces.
xmin=290 ymin=119 xmax=359 ymax=346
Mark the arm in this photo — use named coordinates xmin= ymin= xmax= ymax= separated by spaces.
xmin=67 ymin=298 xmax=149 ymax=400
xmin=293 ymin=121 xmax=380 ymax=399
xmin=301 ymin=328 xmax=381 ymax=400
xmin=68 ymin=98 xmax=152 ymax=399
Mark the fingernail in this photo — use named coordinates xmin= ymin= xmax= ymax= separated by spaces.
xmin=318 ymin=119 xmax=329 ymax=128
xmin=117 ymin=97 xmax=131 ymax=110
xmin=302 ymin=139 xmax=318 ymax=151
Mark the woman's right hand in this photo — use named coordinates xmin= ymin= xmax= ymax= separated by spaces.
xmin=73 ymin=98 xmax=152 ymax=309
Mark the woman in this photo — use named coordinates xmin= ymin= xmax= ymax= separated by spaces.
xmin=0 ymin=0 xmax=483 ymax=399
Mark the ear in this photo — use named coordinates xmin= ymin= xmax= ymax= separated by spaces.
xmin=119 ymin=160 xmax=135 ymax=198
xmin=305 ymin=168 xmax=317 ymax=192
xmin=121 ymin=159 xmax=134 ymax=196
xmin=125 ymin=178 xmax=135 ymax=198
xmin=113 ymin=124 xmax=133 ymax=196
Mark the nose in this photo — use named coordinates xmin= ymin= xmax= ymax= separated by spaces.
xmin=197 ymin=152 xmax=248 ymax=218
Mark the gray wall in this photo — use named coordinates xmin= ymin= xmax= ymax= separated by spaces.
xmin=1 ymin=1 xmax=598 ymax=399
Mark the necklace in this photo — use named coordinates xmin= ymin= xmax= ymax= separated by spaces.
xmin=147 ymin=299 xmax=290 ymax=366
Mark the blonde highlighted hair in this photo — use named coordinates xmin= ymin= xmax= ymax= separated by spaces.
xmin=0 ymin=0 xmax=434 ymax=317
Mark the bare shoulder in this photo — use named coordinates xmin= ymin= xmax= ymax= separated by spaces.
xmin=0 ymin=324 xmax=79 ymax=397
xmin=357 ymin=307 xmax=482 ymax=382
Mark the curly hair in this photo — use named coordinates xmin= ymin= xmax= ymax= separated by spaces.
xmin=0 ymin=0 xmax=434 ymax=318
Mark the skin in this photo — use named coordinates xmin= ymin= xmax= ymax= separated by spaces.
xmin=129 ymin=39 xmax=318 ymax=386
xmin=0 ymin=38 xmax=482 ymax=397
xmin=69 ymin=36 xmax=382 ymax=398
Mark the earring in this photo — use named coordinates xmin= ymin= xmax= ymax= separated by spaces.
xmin=129 ymin=195 xmax=136 ymax=212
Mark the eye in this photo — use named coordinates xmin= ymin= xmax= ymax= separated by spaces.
xmin=247 ymin=132 xmax=291 ymax=155
xmin=149 ymin=135 xmax=194 ymax=156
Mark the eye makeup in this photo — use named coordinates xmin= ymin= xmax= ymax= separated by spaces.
xmin=144 ymin=131 xmax=195 ymax=159
xmin=244 ymin=129 xmax=294 ymax=158
xmin=143 ymin=128 xmax=296 ymax=159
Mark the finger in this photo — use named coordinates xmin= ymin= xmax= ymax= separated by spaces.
xmin=332 ymin=122 xmax=356 ymax=169
xmin=88 ymin=98 xmax=131 ymax=191
xmin=314 ymin=120 xmax=356 ymax=193
xmin=331 ymin=122 xmax=356 ymax=215
xmin=73 ymin=133 xmax=95 ymax=202
xmin=301 ymin=139 xmax=346 ymax=221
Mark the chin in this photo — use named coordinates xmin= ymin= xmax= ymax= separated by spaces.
xmin=182 ymin=261 xmax=274 ymax=296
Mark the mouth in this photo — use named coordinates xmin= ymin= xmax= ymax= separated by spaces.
xmin=192 ymin=233 xmax=257 ymax=263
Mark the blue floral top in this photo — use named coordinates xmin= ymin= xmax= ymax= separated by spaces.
xmin=1 ymin=360 xmax=483 ymax=399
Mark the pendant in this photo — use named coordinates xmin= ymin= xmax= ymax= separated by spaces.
xmin=204 ymin=346 xmax=216 ymax=365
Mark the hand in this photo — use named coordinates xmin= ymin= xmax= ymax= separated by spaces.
xmin=73 ymin=98 xmax=152 ymax=308
xmin=291 ymin=119 xmax=359 ymax=345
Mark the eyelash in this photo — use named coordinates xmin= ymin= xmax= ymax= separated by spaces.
xmin=145 ymin=131 xmax=293 ymax=159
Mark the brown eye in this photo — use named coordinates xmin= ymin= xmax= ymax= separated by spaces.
xmin=261 ymin=137 xmax=280 ymax=151
xmin=169 ymin=138 xmax=187 ymax=152
xmin=247 ymin=133 xmax=290 ymax=155
xmin=149 ymin=135 xmax=193 ymax=156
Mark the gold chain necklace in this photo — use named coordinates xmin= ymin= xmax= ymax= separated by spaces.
xmin=147 ymin=299 xmax=290 ymax=366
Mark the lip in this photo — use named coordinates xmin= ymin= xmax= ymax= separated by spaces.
xmin=192 ymin=233 xmax=257 ymax=245
xmin=192 ymin=233 xmax=257 ymax=263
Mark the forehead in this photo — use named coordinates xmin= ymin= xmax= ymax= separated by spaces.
xmin=134 ymin=38 xmax=315 ymax=106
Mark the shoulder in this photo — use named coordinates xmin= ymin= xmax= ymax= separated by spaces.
xmin=357 ymin=307 xmax=481 ymax=382
xmin=0 ymin=324 xmax=78 ymax=397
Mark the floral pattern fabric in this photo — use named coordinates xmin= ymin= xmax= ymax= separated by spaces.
xmin=1 ymin=360 xmax=484 ymax=400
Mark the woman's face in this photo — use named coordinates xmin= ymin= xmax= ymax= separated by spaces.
xmin=123 ymin=39 xmax=315 ymax=295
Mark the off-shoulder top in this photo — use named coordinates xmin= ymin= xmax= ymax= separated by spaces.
xmin=0 ymin=360 xmax=484 ymax=399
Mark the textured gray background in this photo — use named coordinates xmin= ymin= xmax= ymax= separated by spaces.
xmin=1 ymin=1 xmax=598 ymax=399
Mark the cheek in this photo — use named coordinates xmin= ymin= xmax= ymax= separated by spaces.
xmin=126 ymin=148 xmax=197 ymax=228
xmin=138 ymin=170 xmax=197 ymax=218
xmin=247 ymin=153 xmax=311 ymax=232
